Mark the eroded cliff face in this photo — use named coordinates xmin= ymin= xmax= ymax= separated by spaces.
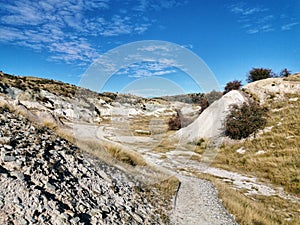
xmin=0 ymin=106 xmax=169 ymax=225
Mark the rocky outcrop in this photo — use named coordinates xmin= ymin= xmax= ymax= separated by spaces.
xmin=243 ymin=75 xmax=300 ymax=103
xmin=0 ymin=73 xmax=203 ymax=131
xmin=0 ymin=106 xmax=168 ymax=225
xmin=175 ymin=90 xmax=247 ymax=142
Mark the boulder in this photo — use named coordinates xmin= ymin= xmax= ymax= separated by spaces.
xmin=175 ymin=90 xmax=246 ymax=142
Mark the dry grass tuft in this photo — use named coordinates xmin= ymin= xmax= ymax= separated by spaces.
xmin=185 ymin=91 xmax=300 ymax=224
xmin=213 ymin=93 xmax=300 ymax=196
xmin=153 ymin=176 xmax=180 ymax=199
xmin=283 ymin=73 xmax=300 ymax=82
xmin=106 ymin=144 xmax=147 ymax=166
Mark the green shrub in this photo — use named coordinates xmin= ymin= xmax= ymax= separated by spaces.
xmin=205 ymin=90 xmax=222 ymax=104
xmin=223 ymin=80 xmax=242 ymax=95
xmin=224 ymin=101 xmax=268 ymax=139
xmin=168 ymin=109 xmax=194 ymax=130
xmin=247 ymin=68 xmax=274 ymax=83
xmin=199 ymin=99 xmax=209 ymax=114
xmin=168 ymin=110 xmax=181 ymax=130
xmin=279 ymin=68 xmax=291 ymax=77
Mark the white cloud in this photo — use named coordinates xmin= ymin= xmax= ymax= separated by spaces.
xmin=115 ymin=61 xmax=178 ymax=78
xmin=181 ymin=44 xmax=193 ymax=49
xmin=153 ymin=69 xmax=177 ymax=76
xmin=134 ymin=24 xmax=150 ymax=34
xmin=228 ymin=2 xmax=298 ymax=34
xmin=281 ymin=22 xmax=299 ymax=31
xmin=246 ymin=29 xmax=259 ymax=34
xmin=138 ymin=45 xmax=171 ymax=52
xmin=229 ymin=2 xmax=268 ymax=15
xmin=228 ymin=3 xmax=274 ymax=34
xmin=0 ymin=0 xmax=167 ymax=65
xmin=134 ymin=0 xmax=186 ymax=12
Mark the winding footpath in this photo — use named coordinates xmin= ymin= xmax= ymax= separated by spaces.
xmin=171 ymin=175 xmax=237 ymax=225
xmin=70 ymin=123 xmax=238 ymax=225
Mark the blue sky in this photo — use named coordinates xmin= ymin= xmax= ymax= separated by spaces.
xmin=0 ymin=0 xmax=299 ymax=96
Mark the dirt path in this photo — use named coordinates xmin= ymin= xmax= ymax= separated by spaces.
xmin=171 ymin=175 xmax=237 ymax=225
xmin=68 ymin=122 xmax=238 ymax=224
xmin=68 ymin=121 xmax=300 ymax=224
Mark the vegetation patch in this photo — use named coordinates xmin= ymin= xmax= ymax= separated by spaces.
xmin=215 ymin=93 xmax=300 ymax=196
xmin=224 ymin=100 xmax=268 ymax=140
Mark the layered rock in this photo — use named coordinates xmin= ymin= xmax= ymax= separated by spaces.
xmin=0 ymin=107 xmax=168 ymax=225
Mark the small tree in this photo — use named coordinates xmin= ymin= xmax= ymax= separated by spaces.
xmin=247 ymin=68 xmax=274 ymax=83
xmin=279 ymin=68 xmax=291 ymax=77
xmin=224 ymin=101 xmax=268 ymax=139
xmin=223 ymin=80 xmax=242 ymax=95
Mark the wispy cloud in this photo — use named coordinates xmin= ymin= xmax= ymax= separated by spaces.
xmin=228 ymin=2 xmax=298 ymax=34
xmin=228 ymin=2 xmax=275 ymax=34
xmin=134 ymin=0 xmax=187 ymax=12
xmin=230 ymin=4 xmax=268 ymax=16
xmin=115 ymin=61 xmax=177 ymax=78
xmin=0 ymin=0 xmax=108 ymax=64
xmin=281 ymin=22 xmax=299 ymax=31
xmin=138 ymin=45 xmax=171 ymax=52
xmin=0 ymin=0 xmax=184 ymax=65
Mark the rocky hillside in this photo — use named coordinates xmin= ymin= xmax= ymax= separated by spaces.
xmin=0 ymin=72 xmax=186 ymax=126
xmin=243 ymin=73 xmax=300 ymax=102
xmin=0 ymin=106 xmax=169 ymax=225
xmin=3 ymin=71 xmax=299 ymax=225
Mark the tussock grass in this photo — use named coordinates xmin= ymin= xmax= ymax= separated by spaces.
xmin=106 ymin=144 xmax=147 ymax=166
xmin=151 ymin=175 xmax=180 ymax=200
xmin=0 ymin=99 xmax=13 ymax=112
xmin=45 ymin=125 xmax=180 ymax=210
xmin=155 ymin=138 xmax=177 ymax=153
xmin=213 ymin=93 xmax=300 ymax=196
xmin=129 ymin=115 xmax=169 ymax=136
xmin=186 ymin=92 xmax=300 ymax=224
xmin=56 ymin=128 xmax=147 ymax=167
xmin=188 ymin=138 xmax=209 ymax=155
xmin=283 ymin=73 xmax=300 ymax=82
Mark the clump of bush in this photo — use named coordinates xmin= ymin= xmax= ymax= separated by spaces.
xmin=14 ymin=79 xmax=27 ymax=91
xmin=247 ymin=68 xmax=274 ymax=83
xmin=168 ymin=109 xmax=194 ymax=130
xmin=223 ymin=80 xmax=242 ymax=95
xmin=168 ymin=110 xmax=181 ymax=130
xmin=279 ymin=68 xmax=291 ymax=77
xmin=199 ymin=99 xmax=209 ymax=114
xmin=224 ymin=100 xmax=268 ymax=139
xmin=205 ymin=90 xmax=222 ymax=104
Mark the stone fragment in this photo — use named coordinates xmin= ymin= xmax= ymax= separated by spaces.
xmin=3 ymin=155 xmax=16 ymax=162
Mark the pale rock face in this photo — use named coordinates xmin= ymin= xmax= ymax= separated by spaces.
xmin=175 ymin=90 xmax=247 ymax=142
xmin=5 ymin=87 xmax=23 ymax=99
xmin=243 ymin=77 xmax=300 ymax=103
xmin=180 ymin=105 xmax=200 ymax=116
xmin=19 ymin=101 xmax=48 ymax=111
xmin=236 ymin=147 xmax=246 ymax=154
xmin=0 ymin=107 xmax=168 ymax=225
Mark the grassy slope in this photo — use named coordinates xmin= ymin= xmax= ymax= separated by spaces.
xmin=214 ymin=94 xmax=300 ymax=196
xmin=209 ymin=75 xmax=300 ymax=225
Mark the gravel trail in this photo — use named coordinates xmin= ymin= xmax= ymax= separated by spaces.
xmin=70 ymin=123 xmax=239 ymax=225
xmin=170 ymin=175 xmax=237 ymax=225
